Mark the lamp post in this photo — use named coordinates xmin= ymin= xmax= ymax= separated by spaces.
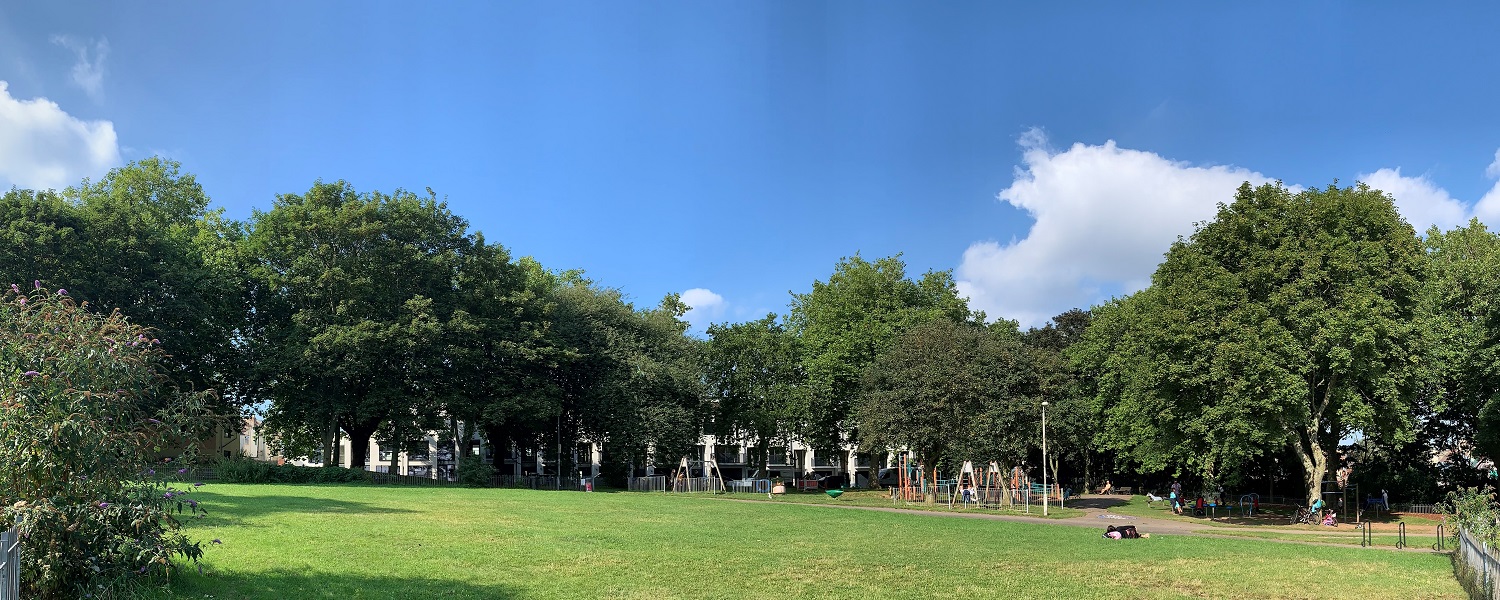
xmin=1042 ymin=400 xmax=1049 ymax=517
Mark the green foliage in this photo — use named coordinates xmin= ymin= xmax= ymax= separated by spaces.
xmin=1441 ymin=486 xmax=1500 ymax=542
xmin=704 ymin=314 xmax=804 ymax=471
xmin=1421 ymin=221 xmax=1500 ymax=462
xmin=1074 ymin=182 xmax=1427 ymax=500
xmin=247 ymin=182 xmax=483 ymax=469
xmin=858 ymin=319 xmax=1033 ymax=476
xmin=0 ymin=158 xmax=249 ymax=411
xmin=212 ymin=458 xmax=371 ymax=484
xmin=789 ymin=254 xmax=977 ymax=452
xmin=457 ymin=458 xmax=496 ymax=488
xmin=0 ymin=284 xmax=216 ymax=598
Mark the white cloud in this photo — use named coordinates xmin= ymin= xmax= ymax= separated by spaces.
xmin=0 ymin=81 xmax=120 ymax=190
xmin=680 ymin=288 xmax=726 ymax=332
xmin=1356 ymin=168 xmax=1469 ymax=232
xmin=956 ymin=130 xmax=1276 ymax=327
xmin=1477 ymin=151 xmax=1500 ymax=224
xmin=51 ymin=35 xmax=108 ymax=102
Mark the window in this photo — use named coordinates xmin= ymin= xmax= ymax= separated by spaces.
xmin=769 ymin=447 xmax=789 ymax=466
xmin=378 ymin=447 xmax=394 ymax=461
xmin=410 ymin=466 xmax=430 ymax=477
xmin=714 ymin=445 xmax=742 ymax=464
xmin=813 ymin=453 xmax=839 ymax=468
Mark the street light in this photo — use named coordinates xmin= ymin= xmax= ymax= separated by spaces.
xmin=1042 ymin=400 xmax=1049 ymax=517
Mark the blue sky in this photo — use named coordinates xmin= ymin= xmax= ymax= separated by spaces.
xmin=2 ymin=2 xmax=1498 ymax=329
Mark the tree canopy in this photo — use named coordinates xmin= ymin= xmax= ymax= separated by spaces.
xmin=1075 ymin=182 xmax=1427 ymax=501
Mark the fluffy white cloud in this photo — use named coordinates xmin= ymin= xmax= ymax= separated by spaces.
xmin=51 ymin=35 xmax=108 ymax=102
xmin=680 ymin=288 xmax=726 ymax=332
xmin=956 ymin=131 xmax=1276 ymax=327
xmin=1356 ymin=168 xmax=1469 ymax=232
xmin=0 ymin=81 xmax=120 ymax=190
xmin=1476 ymin=150 xmax=1500 ymax=225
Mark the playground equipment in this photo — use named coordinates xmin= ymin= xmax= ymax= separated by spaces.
xmin=1239 ymin=493 xmax=1259 ymax=517
xmin=892 ymin=454 xmax=925 ymax=501
xmin=976 ymin=462 xmax=1008 ymax=508
xmin=949 ymin=461 xmax=980 ymax=507
xmin=670 ymin=456 xmax=726 ymax=493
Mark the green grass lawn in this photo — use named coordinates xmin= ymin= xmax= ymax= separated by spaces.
xmin=148 ymin=484 xmax=1463 ymax=599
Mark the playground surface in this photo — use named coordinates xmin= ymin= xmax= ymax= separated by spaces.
xmin=146 ymin=484 xmax=1462 ymax=599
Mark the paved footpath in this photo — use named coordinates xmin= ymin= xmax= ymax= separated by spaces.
xmin=712 ymin=494 xmax=1442 ymax=553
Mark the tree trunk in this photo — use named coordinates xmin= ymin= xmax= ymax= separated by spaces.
xmin=1291 ymin=375 xmax=1336 ymax=506
xmin=344 ymin=420 xmax=379 ymax=471
xmin=1291 ymin=423 xmax=1328 ymax=506
xmin=389 ymin=433 xmax=402 ymax=476
xmin=322 ymin=418 xmax=338 ymax=468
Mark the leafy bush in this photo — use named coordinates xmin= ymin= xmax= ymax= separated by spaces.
xmin=457 ymin=458 xmax=496 ymax=488
xmin=0 ymin=283 xmax=219 ymax=598
xmin=1441 ymin=486 xmax=1499 ymax=542
xmin=214 ymin=457 xmax=371 ymax=484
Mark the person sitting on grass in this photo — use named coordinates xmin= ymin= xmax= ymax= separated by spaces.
xmin=1193 ymin=495 xmax=1207 ymax=517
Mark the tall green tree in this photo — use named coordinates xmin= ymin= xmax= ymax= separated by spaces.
xmin=858 ymin=319 xmax=1032 ymax=499
xmin=704 ymin=314 xmax=805 ymax=474
xmin=1076 ymin=182 xmax=1426 ymax=502
xmin=246 ymin=182 xmax=476 ymax=469
xmin=1024 ymin=309 xmax=1098 ymax=490
xmin=1423 ymin=221 xmax=1500 ymax=462
xmin=788 ymin=254 xmax=976 ymax=464
xmin=0 ymin=158 xmax=247 ymax=414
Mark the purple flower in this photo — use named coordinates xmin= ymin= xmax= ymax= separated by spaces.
xmin=147 ymin=469 xmax=155 ymax=475
xmin=163 ymin=492 xmax=174 ymax=499
xmin=16 ymin=298 xmax=24 ymax=305
xmin=22 ymin=371 xmax=38 ymax=377
xmin=145 ymin=418 xmax=161 ymax=424
xmin=193 ymin=482 xmax=203 ymax=487
xmin=150 ymin=339 xmax=159 ymax=344
xmin=56 ymin=289 xmax=65 ymax=296
xmin=185 ymin=499 xmax=198 ymax=508
xmin=178 ymin=468 xmax=188 ymax=474
xmin=32 ymin=280 xmax=40 ymax=289
xmin=8 ymin=283 xmax=16 ymax=293
xmin=97 ymin=502 xmax=109 ymax=508
xmin=211 ymin=538 xmax=222 ymax=545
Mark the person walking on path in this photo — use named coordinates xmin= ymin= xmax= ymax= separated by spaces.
xmin=1170 ymin=480 xmax=1183 ymax=514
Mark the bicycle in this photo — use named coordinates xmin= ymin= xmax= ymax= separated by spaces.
xmin=1290 ymin=507 xmax=1313 ymax=525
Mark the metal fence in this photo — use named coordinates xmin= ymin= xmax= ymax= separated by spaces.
xmin=670 ymin=477 xmax=724 ymax=493
xmin=1 ymin=523 xmax=20 ymax=600
xmin=628 ymin=476 xmax=666 ymax=492
xmin=1456 ymin=529 xmax=1500 ymax=600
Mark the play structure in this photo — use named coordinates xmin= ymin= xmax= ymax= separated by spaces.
xmin=948 ymin=461 xmax=980 ymax=507
xmin=891 ymin=453 xmax=926 ymax=501
xmin=669 ymin=456 xmax=726 ymax=493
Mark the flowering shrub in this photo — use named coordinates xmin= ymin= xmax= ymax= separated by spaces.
xmin=1441 ymin=486 xmax=1500 ymax=542
xmin=0 ymin=283 xmax=219 ymax=598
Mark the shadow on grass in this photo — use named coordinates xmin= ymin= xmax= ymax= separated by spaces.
xmin=163 ymin=569 xmax=522 ymax=599
xmin=189 ymin=492 xmax=416 ymax=523
xmin=1065 ymin=496 xmax=1130 ymax=510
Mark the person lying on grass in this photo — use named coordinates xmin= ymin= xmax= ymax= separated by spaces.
xmin=1103 ymin=525 xmax=1151 ymax=539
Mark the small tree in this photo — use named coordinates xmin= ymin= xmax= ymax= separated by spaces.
xmin=0 ymin=283 xmax=218 ymax=598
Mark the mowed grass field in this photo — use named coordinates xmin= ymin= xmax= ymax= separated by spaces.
xmin=148 ymin=484 xmax=1463 ymax=600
